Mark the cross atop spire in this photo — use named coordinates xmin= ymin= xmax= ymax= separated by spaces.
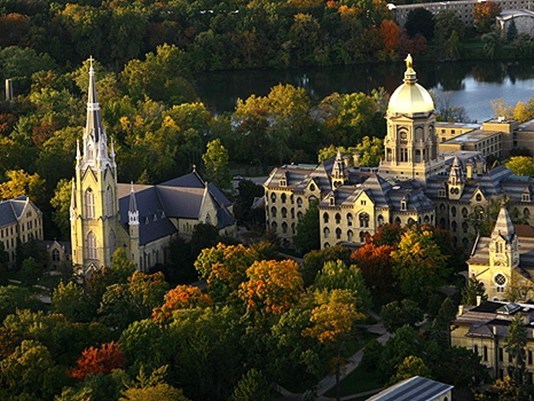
xmin=88 ymin=55 xmax=95 ymax=72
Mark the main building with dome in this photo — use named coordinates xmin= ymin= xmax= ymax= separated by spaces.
xmin=264 ymin=55 xmax=534 ymax=270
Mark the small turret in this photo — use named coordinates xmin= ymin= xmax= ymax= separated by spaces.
xmin=128 ymin=183 xmax=139 ymax=226
xmin=489 ymin=204 xmax=519 ymax=269
xmin=332 ymin=149 xmax=347 ymax=189
xmin=448 ymin=156 xmax=465 ymax=200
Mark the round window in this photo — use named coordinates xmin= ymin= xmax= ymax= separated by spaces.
xmin=494 ymin=274 xmax=507 ymax=286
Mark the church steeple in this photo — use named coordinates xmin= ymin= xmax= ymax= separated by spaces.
xmin=489 ymin=204 xmax=519 ymax=269
xmin=128 ymin=183 xmax=139 ymax=226
xmin=82 ymin=57 xmax=110 ymax=167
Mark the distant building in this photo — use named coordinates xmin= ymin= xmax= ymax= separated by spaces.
xmin=452 ymin=299 xmax=534 ymax=381
xmin=264 ymin=56 xmax=534 ymax=251
xmin=70 ymin=62 xmax=235 ymax=273
xmin=497 ymin=9 xmax=534 ymax=35
xmin=391 ymin=0 xmax=534 ymax=27
xmin=365 ymin=376 xmax=453 ymax=401
xmin=0 ymin=196 xmax=43 ymax=267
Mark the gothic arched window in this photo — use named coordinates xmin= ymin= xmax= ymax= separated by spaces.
xmin=347 ymin=230 xmax=353 ymax=242
xmin=323 ymin=227 xmax=330 ymax=238
xmin=347 ymin=213 xmax=353 ymax=226
xmin=335 ymin=213 xmax=341 ymax=224
xmin=359 ymin=213 xmax=369 ymax=228
xmin=87 ymin=232 xmax=97 ymax=259
xmin=51 ymin=248 xmax=60 ymax=262
xmin=106 ymin=186 xmax=113 ymax=216
xmin=323 ymin=213 xmax=329 ymax=224
xmin=85 ymin=188 xmax=95 ymax=219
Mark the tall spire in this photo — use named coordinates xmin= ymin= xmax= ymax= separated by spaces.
xmin=85 ymin=56 xmax=106 ymax=148
xmin=128 ymin=183 xmax=139 ymax=226
xmin=492 ymin=205 xmax=515 ymax=241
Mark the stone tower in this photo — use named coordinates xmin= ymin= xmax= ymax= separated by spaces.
xmin=70 ymin=59 xmax=120 ymax=271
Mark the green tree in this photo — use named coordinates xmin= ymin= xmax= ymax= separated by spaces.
xmin=314 ymin=260 xmax=371 ymax=310
xmin=392 ymin=355 xmax=432 ymax=383
xmin=461 ymin=276 xmax=487 ymax=305
xmin=0 ymin=285 xmax=40 ymax=321
xmin=507 ymin=19 xmax=518 ymax=42
xmin=52 ymin=281 xmax=95 ymax=322
xmin=202 ymin=139 xmax=230 ymax=189
xmin=505 ymin=156 xmax=534 ymax=177
xmin=229 ymin=368 xmax=272 ymax=401
xmin=294 ymin=200 xmax=320 ymax=254
xmin=301 ymin=246 xmax=352 ymax=287
xmin=50 ymin=179 xmax=72 ymax=239
xmin=0 ymin=339 xmax=67 ymax=400
xmin=380 ymin=299 xmax=424 ymax=332
xmin=505 ymin=314 xmax=528 ymax=385
xmin=405 ymin=8 xmax=435 ymax=40
xmin=356 ymin=136 xmax=383 ymax=167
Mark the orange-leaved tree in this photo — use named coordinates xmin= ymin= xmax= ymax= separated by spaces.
xmin=238 ymin=259 xmax=303 ymax=314
xmin=69 ymin=341 xmax=125 ymax=380
xmin=152 ymin=285 xmax=212 ymax=323
xmin=194 ymin=243 xmax=258 ymax=302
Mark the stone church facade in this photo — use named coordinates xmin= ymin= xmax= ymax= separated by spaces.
xmin=70 ymin=63 xmax=235 ymax=272
xmin=264 ymin=56 xmax=534 ymax=251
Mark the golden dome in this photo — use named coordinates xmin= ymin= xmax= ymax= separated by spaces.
xmin=388 ymin=54 xmax=434 ymax=115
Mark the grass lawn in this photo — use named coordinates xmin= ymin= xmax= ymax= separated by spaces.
xmin=324 ymin=364 xmax=385 ymax=398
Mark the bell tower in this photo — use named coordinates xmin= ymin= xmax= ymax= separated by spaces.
xmin=70 ymin=58 xmax=120 ymax=271
xmin=447 ymin=156 xmax=465 ymax=200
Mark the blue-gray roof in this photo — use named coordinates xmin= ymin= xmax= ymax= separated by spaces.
xmin=117 ymin=171 xmax=235 ymax=245
xmin=366 ymin=376 xmax=453 ymax=401
xmin=0 ymin=196 xmax=30 ymax=228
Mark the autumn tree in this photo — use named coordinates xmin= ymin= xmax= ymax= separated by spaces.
xmin=391 ymin=227 xmax=449 ymax=304
xmin=379 ymin=19 xmax=401 ymax=54
xmin=202 ymin=138 xmax=230 ymax=189
xmin=350 ymin=242 xmax=396 ymax=305
xmin=152 ymin=285 xmax=213 ymax=324
xmin=195 ymin=243 xmax=259 ymax=302
xmin=0 ymin=169 xmax=45 ymax=204
xmin=69 ymin=341 xmax=125 ymax=380
xmin=473 ymin=1 xmax=502 ymax=33
xmin=239 ymin=259 xmax=304 ymax=314
xmin=303 ymin=289 xmax=365 ymax=401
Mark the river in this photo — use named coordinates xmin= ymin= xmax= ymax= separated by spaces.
xmin=195 ymin=60 xmax=534 ymax=123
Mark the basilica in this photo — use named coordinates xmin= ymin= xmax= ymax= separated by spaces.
xmin=70 ymin=63 xmax=236 ymax=272
xmin=264 ymin=56 xmax=534 ymax=277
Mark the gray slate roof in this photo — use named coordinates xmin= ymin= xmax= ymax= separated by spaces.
xmin=117 ymin=172 xmax=234 ymax=245
xmin=0 ymin=196 xmax=31 ymax=228
xmin=366 ymin=376 xmax=453 ymax=401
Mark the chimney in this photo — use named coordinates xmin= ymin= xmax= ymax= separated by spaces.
xmin=5 ymin=79 xmax=13 ymax=101
xmin=476 ymin=295 xmax=482 ymax=306
xmin=492 ymin=325 xmax=497 ymax=336
xmin=458 ymin=305 xmax=464 ymax=316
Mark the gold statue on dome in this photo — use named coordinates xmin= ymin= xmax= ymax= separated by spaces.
xmin=405 ymin=54 xmax=413 ymax=70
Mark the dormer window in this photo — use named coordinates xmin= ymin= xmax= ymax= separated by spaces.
xmin=280 ymin=178 xmax=287 ymax=187
xmin=330 ymin=197 xmax=335 ymax=206
xmin=522 ymin=193 xmax=531 ymax=202
xmin=400 ymin=199 xmax=407 ymax=211
xmin=309 ymin=183 xmax=316 ymax=192
xmin=476 ymin=193 xmax=482 ymax=202
xmin=438 ymin=188 xmax=446 ymax=198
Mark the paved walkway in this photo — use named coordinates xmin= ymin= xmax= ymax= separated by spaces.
xmin=276 ymin=312 xmax=391 ymax=401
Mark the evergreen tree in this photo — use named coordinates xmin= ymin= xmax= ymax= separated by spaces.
xmin=507 ymin=19 xmax=518 ymax=42
xmin=505 ymin=315 xmax=527 ymax=386
xmin=230 ymin=369 xmax=272 ymax=401
xmin=294 ymin=200 xmax=320 ymax=254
